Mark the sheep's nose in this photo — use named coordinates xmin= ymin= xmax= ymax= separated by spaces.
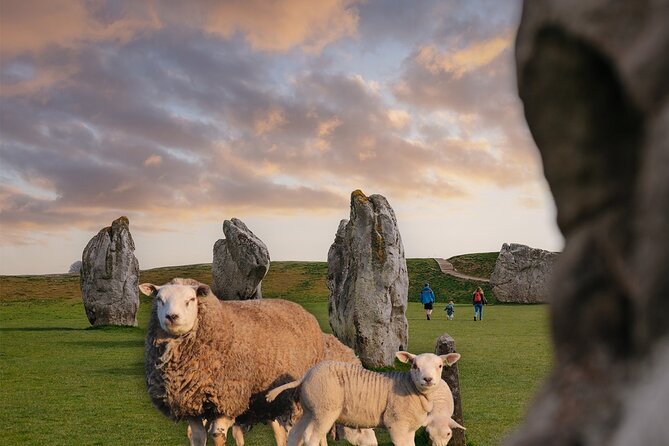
xmin=165 ymin=313 xmax=179 ymax=323
xmin=424 ymin=377 xmax=433 ymax=383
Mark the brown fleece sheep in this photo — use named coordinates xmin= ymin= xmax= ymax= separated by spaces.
xmin=142 ymin=278 xmax=325 ymax=445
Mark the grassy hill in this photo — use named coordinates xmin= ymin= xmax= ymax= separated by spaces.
xmin=0 ymin=253 xmax=552 ymax=446
xmin=0 ymin=255 xmax=497 ymax=305
xmin=449 ymin=252 xmax=499 ymax=279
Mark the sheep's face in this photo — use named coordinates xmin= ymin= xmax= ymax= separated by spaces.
xmin=396 ymin=352 xmax=461 ymax=392
xmin=140 ymin=283 xmax=208 ymax=336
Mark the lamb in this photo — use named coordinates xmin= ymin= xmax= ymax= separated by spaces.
xmin=266 ymin=351 xmax=461 ymax=446
xmin=258 ymin=333 xmax=376 ymax=446
xmin=423 ymin=379 xmax=466 ymax=446
xmin=141 ymin=278 xmax=326 ymax=446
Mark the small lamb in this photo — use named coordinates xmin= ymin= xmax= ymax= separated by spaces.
xmin=423 ymin=379 xmax=466 ymax=446
xmin=267 ymin=351 xmax=460 ymax=446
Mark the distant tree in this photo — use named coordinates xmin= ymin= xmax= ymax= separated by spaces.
xmin=69 ymin=260 xmax=82 ymax=274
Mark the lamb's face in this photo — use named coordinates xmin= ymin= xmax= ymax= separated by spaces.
xmin=140 ymin=283 xmax=199 ymax=336
xmin=427 ymin=416 xmax=465 ymax=446
xmin=396 ymin=352 xmax=461 ymax=392
xmin=426 ymin=415 xmax=453 ymax=446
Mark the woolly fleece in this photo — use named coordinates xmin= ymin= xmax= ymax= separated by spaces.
xmin=145 ymin=278 xmax=325 ymax=421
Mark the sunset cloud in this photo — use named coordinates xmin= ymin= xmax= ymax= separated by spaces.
xmin=415 ymin=34 xmax=512 ymax=77
xmin=198 ymin=0 xmax=359 ymax=53
xmin=143 ymin=155 xmax=163 ymax=166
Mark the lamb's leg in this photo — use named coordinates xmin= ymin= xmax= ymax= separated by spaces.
xmin=304 ymin=411 xmax=339 ymax=446
xmin=287 ymin=414 xmax=311 ymax=446
xmin=232 ymin=424 xmax=245 ymax=446
xmin=211 ymin=416 xmax=235 ymax=446
xmin=270 ymin=419 xmax=287 ymax=446
xmin=188 ymin=418 xmax=208 ymax=446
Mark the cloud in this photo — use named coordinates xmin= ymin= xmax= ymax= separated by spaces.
xmin=414 ymin=34 xmax=512 ymax=78
xmin=0 ymin=0 xmax=359 ymax=58
xmin=143 ymin=155 xmax=163 ymax=166
xmin=196 ymin=0 xmax=360 ymax=53
xmin=0 ymin=0 xmax=547 ymax=249
xmin=0 ymin=0 xmax=160 ymax=57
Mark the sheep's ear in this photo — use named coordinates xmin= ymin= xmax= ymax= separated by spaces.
xmin=396 ymin=351 xmax=415 ymax=364
xmin=441 ymin=353 xmax=461 ymax=366
xmin=195 ymin=284 xmax=210 ymax=298
xmin=139 ymin=283 xmax=159 ymax=297
xmin=449 ymin=418 xmax=466 ymax=430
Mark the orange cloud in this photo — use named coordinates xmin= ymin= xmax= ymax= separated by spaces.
xmin=255 ymin=107 xmax=288 ymax=135
xmin=387 ymin=109 xmax=410 ymax=129
xmin=202 ymin=0 xmax=359 ymax=53
xmin=415 ymin=33 xmax=512 ymax=77
xmin=0 ymin=0 xmax=160 ymax=57
xmin=143 ymin=155 xmax=163 ymax=166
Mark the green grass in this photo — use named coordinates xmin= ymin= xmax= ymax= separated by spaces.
xmin=448 ymin=252 xmax=499 ymax=279
xmin=0 ymin=258 xmax=551 ymax=446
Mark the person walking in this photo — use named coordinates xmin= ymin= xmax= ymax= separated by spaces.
xmin=420 ymin=283 xmax=436 ymax=320
xmin=472 ymin=286 xmax=487 ymax=321
xmin=445 ymin=300 xmax=455 ymax=320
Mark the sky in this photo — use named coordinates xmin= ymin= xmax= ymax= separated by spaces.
xmin=0 ymin=0 xmax=564 ymax=275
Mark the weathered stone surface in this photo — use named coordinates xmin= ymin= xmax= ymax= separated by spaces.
xmin=80 ymin=216 xmax=139 ymax=326
xmin=327 ymin=190 xmax=409 ymax=368
xmin=506 ymin=1 xmax=669 ymax=445
xmin=490 ymin=243 xmax=558 ymax=303
xmin=212 ymin=218 xmax=269 ymax=300
xmin=435 ymin=333 xmax=465 ymax=446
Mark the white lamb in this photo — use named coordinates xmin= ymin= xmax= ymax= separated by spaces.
xmin=423 ymin=379 xmax=466 ymax=446
xmin=266 ymin=351 xmax=461 ymax=446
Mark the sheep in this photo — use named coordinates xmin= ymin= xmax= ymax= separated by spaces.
xmin=266 ymin=351 xmax=461 ymax=446
xmin=423 ymin=379 xmax=466 ymax=446
xmin=141 ymin=278 xmax=326 ymax=446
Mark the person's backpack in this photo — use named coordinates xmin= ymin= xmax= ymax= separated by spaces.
xmin=473 ymin=291 xmax=482 ymax=303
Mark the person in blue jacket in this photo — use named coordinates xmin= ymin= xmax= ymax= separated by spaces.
xmin=420 ymin=283 xmax=436 ymax=320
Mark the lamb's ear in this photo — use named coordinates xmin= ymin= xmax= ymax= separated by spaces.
xmin=440 ymin=352 xmax=461 ymax=366
xmin=449 ymin=418 xmax=466 ymax=430
xmin=139 ymin=283 xmax=159 ymax=297
xmin=195 ymin=284 xmax=211 ymax=298
xmin=396 ymin=351 xmax=416 ymax=364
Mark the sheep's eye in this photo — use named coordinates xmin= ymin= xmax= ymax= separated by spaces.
xmin=438 ymin=364 xmax=443 ymax=369
xmin=186 ymin=298 xmax=195 ymax=306
xmin=411 ymin=363 xmax=417 ymax=369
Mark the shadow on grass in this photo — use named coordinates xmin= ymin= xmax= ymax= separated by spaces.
xmin=0 ymin=326 xmax=84 ymax=332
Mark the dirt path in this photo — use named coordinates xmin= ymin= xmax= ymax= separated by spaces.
xmin=434 ymin=258 xmax=490 ymax=283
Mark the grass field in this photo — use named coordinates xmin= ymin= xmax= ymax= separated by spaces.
xmin=0 ymin=257 xmax=551 ymax=446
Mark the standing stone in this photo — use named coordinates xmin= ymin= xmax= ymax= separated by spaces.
xmin=212 ymin=218 xmax=269 ymax=300
xmin=328 ymin=190 xmax=409 ymax=368
xmin=80 ymin=216 xmax=139 ymax=326
xmin=435 ymin=334 xmax=465 ymax=446
xmin=490 ymin=243 xmax=558 ymax=303
xmin=506 ymin=1 xmax=669 ymax=445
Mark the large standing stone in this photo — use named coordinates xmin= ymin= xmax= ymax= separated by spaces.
xmin=490 ymin=243 xmax=558 ymax=303
xmin=327 ymin=190 xmax=409 ymax=368
xmin=80 ymin=216 xmax=139 ymax=326
xmin=212 ymin=218 xmax=269 ymax=300
xmin=506 ymin=1 xmax=669 ymax=445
